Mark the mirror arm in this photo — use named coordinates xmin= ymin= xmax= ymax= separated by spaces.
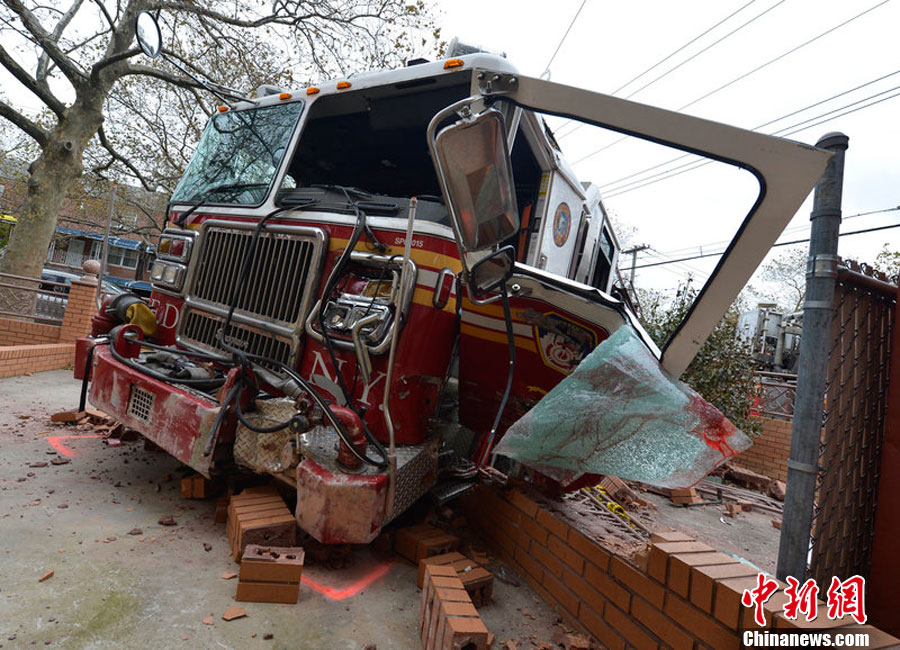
xmin=158 ymin=51 xmax=256 ymax=105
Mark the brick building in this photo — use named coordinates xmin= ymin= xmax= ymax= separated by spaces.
xmin=0 ymin=157 xmax=165 ymax=285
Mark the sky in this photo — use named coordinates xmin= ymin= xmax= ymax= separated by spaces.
xmin=435 ymin=0 xmax=900 ymax=298
xmin=1 ymin=0 xmax=897 ymax=300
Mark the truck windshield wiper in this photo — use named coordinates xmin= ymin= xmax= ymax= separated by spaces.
xmin=172 ymin=183 xmax=270 ymax=227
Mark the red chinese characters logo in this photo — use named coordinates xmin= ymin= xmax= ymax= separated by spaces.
xmin=741 ymin=574 xmax=779 ymax=626
xmin=826 ymin=575 xmax=867 ymax=624
xmin=741 ymin=573 xmax=866 ymax=625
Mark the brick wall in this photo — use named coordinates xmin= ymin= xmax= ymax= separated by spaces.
xmin=0 ymin=316 xmax=61 ymax=346
xmin=0 ymin=343 xmax=75 ymax=378
xmin=735 ymin=418 xmax=791 ymax=481
xmin=58 ymin=278 xmax=97 ymax=343
xmin=0 ymin=274 xmax=96 ymax=378
xmin=461 ymin=486 xmax=898 ymax=650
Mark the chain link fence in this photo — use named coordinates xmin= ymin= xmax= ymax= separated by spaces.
xmin=808 ymin=261 xmax=896 ymax=585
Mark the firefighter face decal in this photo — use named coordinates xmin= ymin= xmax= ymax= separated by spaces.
xmin=552 ymin=202 xmax=571 ymax=247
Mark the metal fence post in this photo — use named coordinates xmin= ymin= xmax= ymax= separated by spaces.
xmin=776 ymin=132 xmax=848 ymax=581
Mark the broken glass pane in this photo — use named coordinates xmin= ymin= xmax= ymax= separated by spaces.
xmin=493 ymin=326 xmax=752 ymax=488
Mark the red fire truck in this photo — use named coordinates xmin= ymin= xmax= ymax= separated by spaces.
xmin=76 ymin=14 xmax=830 ymax=544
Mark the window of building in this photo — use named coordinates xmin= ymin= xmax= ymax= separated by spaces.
xmin=107 ymin=245 xmax=139 ymax=269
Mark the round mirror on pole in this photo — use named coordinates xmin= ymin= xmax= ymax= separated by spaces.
xmin=135 ymin=11 xmax=162 ymax=59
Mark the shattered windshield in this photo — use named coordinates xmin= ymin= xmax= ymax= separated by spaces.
xmin=171 ymin=101 xmax=304 ymax=206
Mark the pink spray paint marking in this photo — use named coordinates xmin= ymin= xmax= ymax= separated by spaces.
xmin=301 ymin=561 xmax=392 ymax=600
xmin=46 ymin=435 xmax=104 ymax=457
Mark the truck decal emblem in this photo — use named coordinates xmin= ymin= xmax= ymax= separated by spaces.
xmin=531 ymin=311 xmax=599 ymax=375
xmin=552 ymin=202 xmax=571 ymax=247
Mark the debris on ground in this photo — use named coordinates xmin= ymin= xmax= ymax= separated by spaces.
xmin=49 ymin=456 xmax=69 ymax=466
xmin=221 ymin=572 xmax=238 ymax=580
xmin=222 ymin=606 xmax=248 ymax=621
xmin=227 ymin=487 xmax=296 ymax=561
xmin=128 ymin=528 xmax=143 ymax=536
xmin=772 ymin=519 xmax=782 ymax=529
xmin=420 ymin=564 xmax=489 ymax=649
xmin=158 ymin=515 xmax=177 ymax=526
xmin=38 ymin=569 xmax=54 ymax=582
xmin=670 ymin=488 xmax=702 ymax=505
xmin=202 ymin=616 xmax=214 ymax=626
xmin=235 ymin=544 xmax=304 ymax=604
xmin=394 ymin=523 xmax=460 ymax=563
xmin=417 ymin=551 xmax=493 ymax=606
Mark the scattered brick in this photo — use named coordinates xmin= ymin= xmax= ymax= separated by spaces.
xmin=394 ymin=524 xmax=459 ymax=564
xmin=222 ymin=606 xmax=247 ymax=621
xmin=38 ymin=569 xmax=54 ymax=582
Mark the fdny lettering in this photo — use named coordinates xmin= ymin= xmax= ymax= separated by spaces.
xmin=309 ymin=350 xmax=386 ymax=408
xmin=147 ymin=298 xmax=181 ymax=329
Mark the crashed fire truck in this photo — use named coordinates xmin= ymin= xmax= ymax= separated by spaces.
xmin=74 ymin=15 xmax=831 ymax=545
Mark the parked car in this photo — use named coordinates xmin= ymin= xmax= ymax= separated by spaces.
xmin=36 ymin=269 xmax=129 ymax=320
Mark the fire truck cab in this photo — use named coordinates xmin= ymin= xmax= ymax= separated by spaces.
xmin=78 ymin=17 xmax=831 ymax=544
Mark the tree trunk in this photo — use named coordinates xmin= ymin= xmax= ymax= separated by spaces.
xmin=0 ymin=101 xmax=104 ymax=312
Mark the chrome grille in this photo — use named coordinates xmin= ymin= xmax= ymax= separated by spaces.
xmin=177 ymin=220 xmax=326 ymax=363
xmin=180 ymin=309 xmax=294 ymax=365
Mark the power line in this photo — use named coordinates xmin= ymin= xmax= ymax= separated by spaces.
xmin=557 ymin=0 xmax=770 ymax=139
xmin=602 ymin=82 xmax=900 ymax=198
xmin=678 ymin=0 xmax=891 ymax=113
xmin=541 ymin=0 xmax=588 ymax=79
xmin=645 ymin=206 xmax=898 ymax=260
xmin=595 ymin=69 xmax=900 ymax=192
xmin=570 ymin=0 xmax=893 ymax=166
xmin=631 ymin=218 xmax=900 ymax=270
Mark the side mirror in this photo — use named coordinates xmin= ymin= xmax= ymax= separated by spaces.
xmin=470 ymin=246 xmax=515 ymax=298
xmin=434 ymin=109 xmax=519 ymax=251
xmin=135 ymin=11 xmax=162 ymax=59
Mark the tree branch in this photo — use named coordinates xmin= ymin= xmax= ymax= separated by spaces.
xmin=90 ymin=0 xmax=115 ymax=32
xmin=0 ymin=98 xmax=48 ymax=146
xmin=94 ymin=124 xmax=155 ymax=191
xmin=36 ymin=0 xmax=85 ymax=83
xmin=4 ymin=0 xmax=88 ymax=86
xmin=0 ymin=41 xmax=66 ymax=116
xmin=91 ymin=46 xmax=140 ymax=77
xmin=119 ymin=63 xmax=202 ymax=91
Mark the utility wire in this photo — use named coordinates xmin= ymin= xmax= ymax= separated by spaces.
xmin=571 ymin=0 xmax=892 ymax=165
xmin=602 ymin=82 xmax=900 ymax=198
xmin=556 ymin=0 xmax=768 ymax=139
xmin=596 ymin=69 xmax=900 ymax=192
xmin=644 ymin=206 xmax=898 ymax=260
xmin=541 ymin=0 xmax=588 ymax=79
xmin=632 ymin=218 xmax=900 ymax=270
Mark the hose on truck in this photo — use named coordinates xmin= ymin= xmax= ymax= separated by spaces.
xmin=112 ymin=202 xmax=387 ymax=468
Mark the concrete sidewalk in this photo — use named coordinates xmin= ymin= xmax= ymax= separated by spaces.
xmin=0 ymin=370 xmax=558 ymax=649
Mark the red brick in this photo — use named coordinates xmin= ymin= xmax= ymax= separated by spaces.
xmin=507 ymin=490 xmax=539 ymax=518
xmin=531 ymin=540 xmax=563 ymax=578
xmin=514 ymin=544 xmax=543 ymax=582
xmin=519 ymin=514 xmax=549 ymax=546
xmin=651 ymin=541 xmax=715 ymax=555
xmin=604 ymin=602 xmax=658 ymax=650
xmin=585 ymin=561 xmax=630 ymax=613
xmin=568 ymin=528 xmax=610 ymax=571
xmin=663 ymin=593 xmax=740 ymax=650
xmin=713 ymin=576 xmax=761 ymax=630
xmin=579 ymin=603 xmax=625 ymax=650
xmin=690 ymin=562 xmax=758 ymax=613
xmin=668 ymin=552 xmax=736 ymax=598
xmin=536 ymin=508 xmax=569 ymax=540
xmin=631 ymin=596 xmax=693 ymax=650
xmin=543 ymin=570 xmax=580 ymax=619
xmin=610 ymin=556 xmax=664 ymax=609
xmin=562 ymin=567 xmax=606 ymax=617
xmin=547 ymin=534 xmax=584 ymax=574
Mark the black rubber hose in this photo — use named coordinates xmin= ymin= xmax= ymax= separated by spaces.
xmin=248 ymin=355 xmax=387 ymax=467
xmin=477 ymin=284 xmax=516 ymax=468
xmin=78 ymin=341 xmax=100 ymax=412
xmin=204 ymin=381 xmax=242 ymax=456
xmin=107 ymin=338 xmax=226 ymax=388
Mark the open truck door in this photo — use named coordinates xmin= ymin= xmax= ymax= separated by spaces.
xmin=427 ymin=71 xmax=831 ymax=483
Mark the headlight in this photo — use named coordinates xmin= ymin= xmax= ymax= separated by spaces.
xmin=157 ymin=231 xmax=194 ymax=263
xmin=150 ymin=260 xmax=186 ymax=292
xmin=150 ymin=260 xmax=166 ymax=281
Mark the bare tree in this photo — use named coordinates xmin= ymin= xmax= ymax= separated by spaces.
xmin=760 ymin=246 xmax=807 ymax=312
xmin=0 ymin=0 xmax=438 ymax=283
